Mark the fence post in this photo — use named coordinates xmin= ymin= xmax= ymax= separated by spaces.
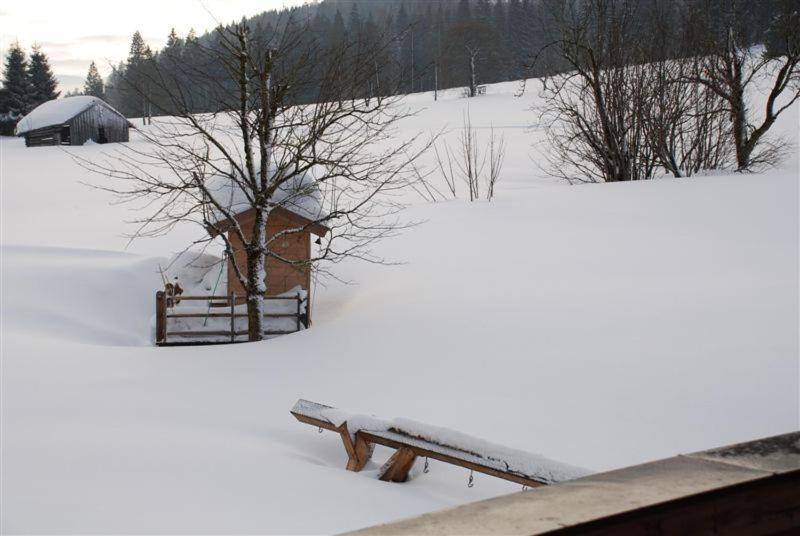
xmin=156 ymin=291 xmax=166 ymax=344
xmin=296 ymin=294 xmax=302 ymax=332
xmin=230 ymin=293 xmax=236 ymax=343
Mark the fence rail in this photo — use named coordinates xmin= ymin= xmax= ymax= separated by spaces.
xmin=155 ymin=291 xmax=307 ymax=346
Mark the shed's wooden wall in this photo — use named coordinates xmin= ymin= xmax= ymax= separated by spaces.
xmin=68 ymin=103 xmax=130 ymax=145
xmin=227 ymin=210 xmax=312 ymax=300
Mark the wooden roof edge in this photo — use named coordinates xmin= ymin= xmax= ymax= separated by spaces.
xmin=206 ymin=206 xmax=330 ymax=238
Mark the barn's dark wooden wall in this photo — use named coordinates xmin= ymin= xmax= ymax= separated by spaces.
xmin=67 ymin=103 xmax=130 ymax=145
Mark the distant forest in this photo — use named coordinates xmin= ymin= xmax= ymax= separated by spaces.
xmin=1 ymin=0 xmax=793 ymax=122
xmin=96 ymin=0 xmax=788 ymax=117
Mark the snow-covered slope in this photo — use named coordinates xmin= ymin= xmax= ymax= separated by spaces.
xmin=1 ymin=79 xmax=798 ymax=534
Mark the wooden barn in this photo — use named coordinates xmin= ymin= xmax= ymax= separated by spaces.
xmin=15 ymin=96 xmax=132 ymax=147
xmin=209 ymin=205 xmax=329 ymax=316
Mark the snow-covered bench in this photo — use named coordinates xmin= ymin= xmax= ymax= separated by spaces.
xmin=290 ymin=399 xmax=589 ymax=487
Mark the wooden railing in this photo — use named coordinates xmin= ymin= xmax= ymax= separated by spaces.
xmin=155 ymin=292 xmax=307 ymax=346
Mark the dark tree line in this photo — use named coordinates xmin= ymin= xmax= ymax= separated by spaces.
xmin=0 ymin=43 xmax=59 ymax=135
xmin=98 ymin=0 xmax=792 ymax=119
xmin=95 ymin=0 xmax=560 ymax=116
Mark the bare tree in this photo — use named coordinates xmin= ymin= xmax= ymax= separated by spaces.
xmin=466 ymin=45 xmax=480 ymax=98
xmin=534 ymin=0 xmax=657 ymax=183
xmin=642 ymin=59 xmax=733 ymax=177
xmin=79 ymin=20 xmax=431 ymax=341
xmin=434 ymin=111 xmax=505 ymax=201
xmin=683 ymin=0 xmax=800 ymax=170
xmin=486 ymin=126 xmax=506 ymax=201
xmin=441 ymin=20 xmax=504 ymax=98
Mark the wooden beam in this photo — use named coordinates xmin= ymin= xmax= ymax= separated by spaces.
xmin=359 ymin=430 xmax=547 ymax=488
xmin=379 ymin=447 xmax=418 ymax=483
xmin=290 ymin=411 xmax=340 ymax=433
xmin=166 ymin=313 xmax=298 ymax=318
xmin=290 ymin=400 xmax=550 ymax=488
xmin=347 ymin=433 xmax=374 ymax=472
xmin=337 ymin=423 xmax=373 ymax=472
xmin=289 ymin=412 xmax=373 ymax=471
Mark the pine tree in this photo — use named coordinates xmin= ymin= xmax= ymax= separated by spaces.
xmin=0 ymin=43 xmax=32 ymax=134
xmin=396 ymin=3 xmax=413 ymax=92
xmin=475 ymin=0 xmax=492 ymax=23
xmin=84 ymin=61 xmax=105 ymax=99
xmin=166 ymin=28 xmax=182 ymax=49
xmin=330 ymin=10 xmax=346 ymax=49
xmin=27 ymin=45 xmax=60 ymax=107
xmin=348 ymin=3 xmax=362 ymax=33
xmin=128 ymin=31 xmax=151 ymax=66
xmin=457 ymin=0 xmax=472 ymax=22
xmin=124 ymin=31 xmax=154 ymax=120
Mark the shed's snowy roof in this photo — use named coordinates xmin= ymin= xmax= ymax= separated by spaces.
xmin=207 ymin=166 xmax=327 ymax=230
xmin=15 ymin=96 xmax=129 ymax=135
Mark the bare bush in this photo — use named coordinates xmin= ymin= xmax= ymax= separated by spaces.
xmin=682 ymin=0 xmax=800 ymax=171
xmin=435 ymin=111 xmax=506 ymax=201
xmin=642 ymin=59 xmax=733 ymax=177
xmin=534 ymin=0 xmax=658 ymax=183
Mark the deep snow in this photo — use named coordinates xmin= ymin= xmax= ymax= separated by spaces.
xmin=1 ymin=79 xmax=799 ymax=534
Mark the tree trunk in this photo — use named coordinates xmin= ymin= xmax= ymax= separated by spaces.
xmin=245 ymin=208 xmax=267 ymax=341
xmin=730 ymin=86 xmax=750 ymax=170
xmin=468 ymin=48 xmax=477 ymax=98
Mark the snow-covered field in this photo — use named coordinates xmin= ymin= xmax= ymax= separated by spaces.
xmin=1 ymin=80 xmax=798 ymax=534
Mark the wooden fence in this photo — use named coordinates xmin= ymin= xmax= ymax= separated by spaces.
xmin=155 ymin=292 xmax=307 ymax=346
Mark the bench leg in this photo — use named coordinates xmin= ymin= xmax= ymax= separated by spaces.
xmin=379 ymin=447 xmax=418 ymax=483
xmin=338 ymin=424 xmax=373 ymax=472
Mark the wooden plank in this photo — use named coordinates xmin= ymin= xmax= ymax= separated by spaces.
xmin=290 ymin=399 xmax=548 ymax=488
xmin=166 ymin=330 xmax=249 ymax=337
xmin=178 ymin=295 xmax=303 ymax=301
xmin=290 ymin=410 xmax=340 ymax=433
xmin=339 ymin=424 xmax=374 ymax=472
xmin=166 ymin=313 xmax=298 ymax=318
xmin=164 ymin=329 xmax=298 ymax=339
xmin=290 ymin=410 xmax=373 ymax=471
xmin=379 ymin=447 xmax=418 ymax=483
xmin=156 ymin=340 xmax=250 ymax=347
xmin=358 ymin=430 xmax=547 ymax=488
xmin=348 ymin=433 xmax=374 ymax=472
xmin=171 ymin=295 xmax=232 ymax=301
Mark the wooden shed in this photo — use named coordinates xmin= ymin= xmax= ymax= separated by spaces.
xmin=209 ymin=205 xmax=329 ymax=318
xmin=15 ymin=96 xmax=132 ymax=147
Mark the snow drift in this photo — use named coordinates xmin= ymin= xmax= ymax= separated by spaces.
xmin=1 ymin=77 xmax=798 ymax=534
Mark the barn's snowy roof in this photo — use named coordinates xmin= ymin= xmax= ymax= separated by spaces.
xmin=15 ymin=96 xmax=130 ymax=135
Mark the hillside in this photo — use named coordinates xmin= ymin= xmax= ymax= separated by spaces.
xmin=1 ymin=80 xmax=798 ymax=534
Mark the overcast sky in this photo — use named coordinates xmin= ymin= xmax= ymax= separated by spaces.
xmin=0 ymin=0 xmax=309 ymax=93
